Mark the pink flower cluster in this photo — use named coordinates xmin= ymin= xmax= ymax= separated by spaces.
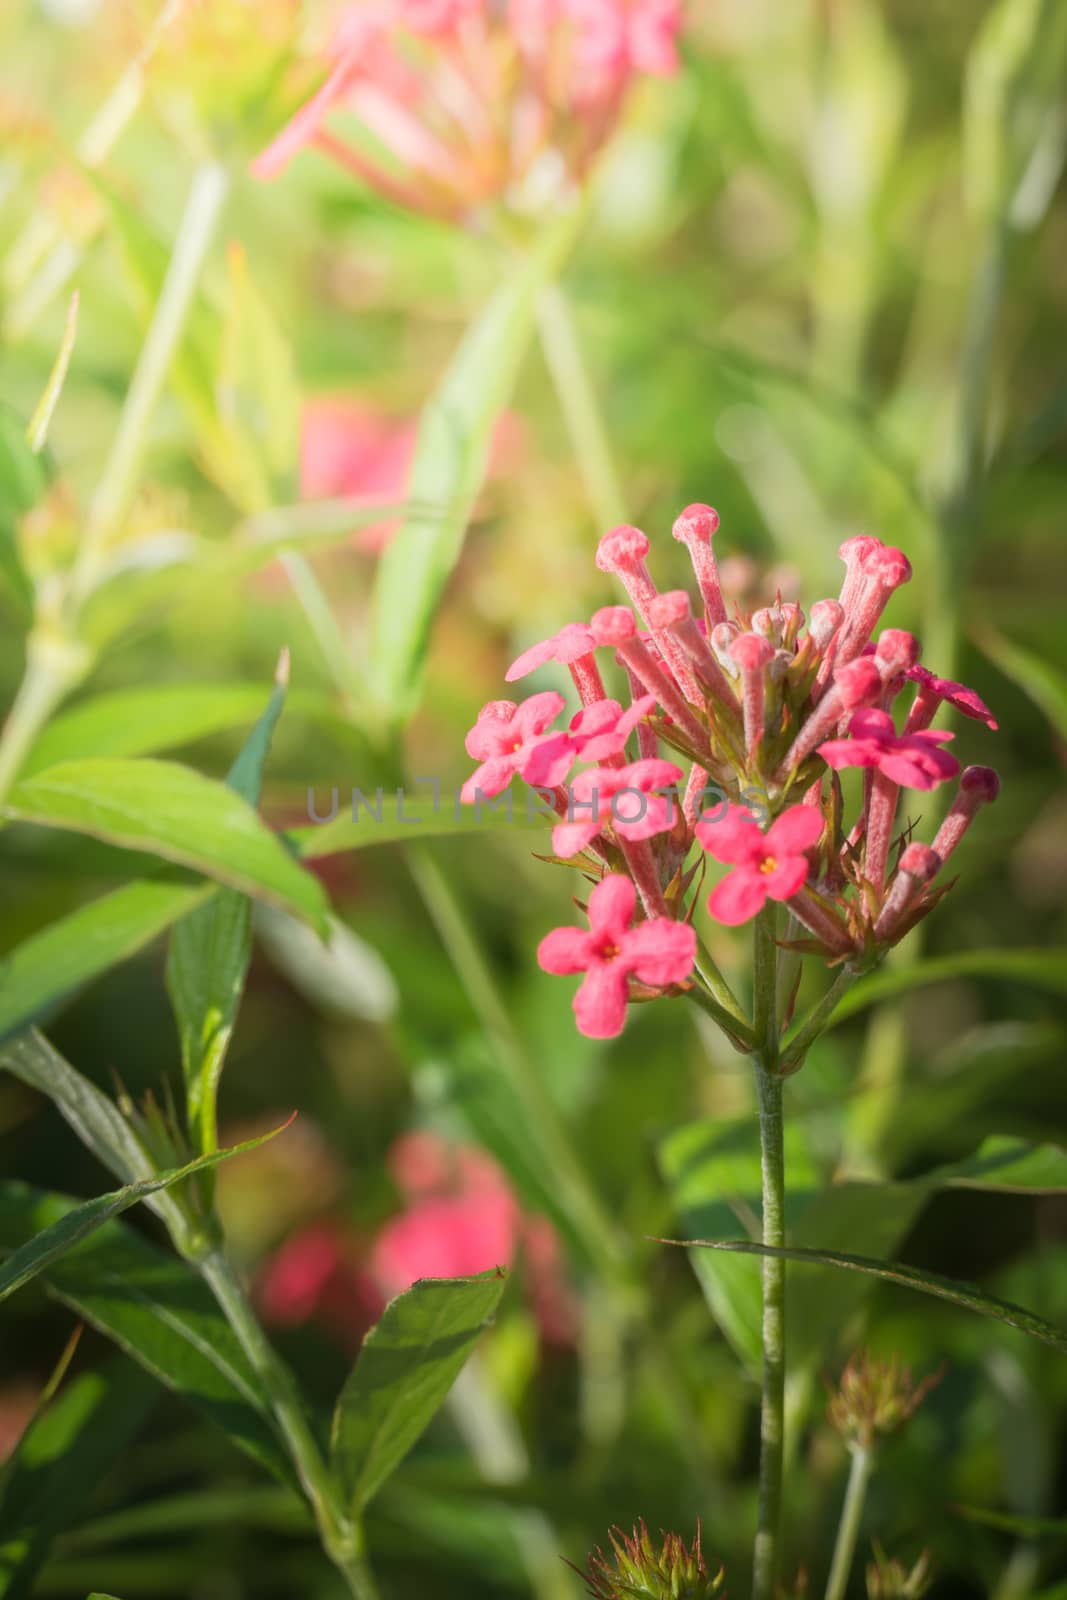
xmin=253 ymin=0 xmax=683 ymax=217
xmin=259 ymin=1131 xmax=576 ymax=1347
xmin=460 ymin=507 xmax=1000 ymax=1038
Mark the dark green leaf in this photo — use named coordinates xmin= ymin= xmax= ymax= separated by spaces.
xmin=936 ymin=1136 xmax=1067 ymax=1192
xmin=0 ymin=1181 xmax=294 ymax=1485
xmin=0 ymin=1357 xmax=157 ymax=1600
xmin=675 ymin=1237 xmax=1067 ymax=1353
xmin=0 ymin=1121 xmax=290 ymax=1303
xmin=826 ymin=949 xmax=1067 ymax=1024
xmin=331 ymin=1270 xmax=508 ymax=1513
xmin=975 ymin=627 xmax=1067 ymax=743
xmin=291 ymin=791 xmax=545 ymax=860
xmin=2 ymin=757 xmax=327 ymax=924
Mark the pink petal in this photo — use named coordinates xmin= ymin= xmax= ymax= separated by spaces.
xmin=521 ymin=735 xmax=576 ymax=788
xmin=552 ymin=623 xmax=598 ymax=663
xmin=767 ymin=804 xmax=823 ymax=855
xmin=505 ymin=636 xmax=561 ymax=682
xmin=622 ymin=918 xmax=697 ymax=987
xmin=695 ymin=804 xmax=764 ymax=866
xmin=551 ymin=819 xmax=602 ymax=858
xmin=613 ymin=792 xmax=677 ymax=842
xmin=616 ymin=693 xmax=659 ymax=737
xmin=513 ymin=691 xmax=566 ymax=738
xmin=538 ymin=926 xmax=595 ymax=975
xmin=617 ymin=758 xmax=684 ymax=791
xmin=251 ymin=56 xmax=359 ymax=180
xmin=459 ymin=757 xmax=517 ymax=804
xmin=848 ymin=708 xmax=895 ymax=741
xmin=707 ymin=866 xmax=768 ymax=926
xmin=586 ymin=873 xmax=637 ymax=941
xmin=817 ymin=737 xmax=883 ymax=772
xmin=761 ymin=855 xmax=810 ymax=902
xmin=573 ymin=962 xmax=631 ymax=1039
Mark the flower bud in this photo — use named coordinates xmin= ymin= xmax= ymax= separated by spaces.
xmin=827 ymin=1351 xmax=942 ymax=1452
xmin=577 ymin=1522 xmax=725 ymax=1600
xmin=866 ymin=1546 xmax=933 ymax=1600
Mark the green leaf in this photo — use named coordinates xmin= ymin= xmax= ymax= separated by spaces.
xmin=26 ymin=289 xmax=79 ymax=454
xmin=0 ymin=404 xmax=43 ymax=615
xmin=167 ymin=660 xmax=288 ymax=1152
xmin=953 ymin=1504 xmax=1067 ymax=1538
xmin=254 ymin=906 xmax=398 ymax=1023
xmin=2 ymin=757 xmax=327 ymax=924
xmin=0 ymin=1121 xmax=290 ymax=1303
xmin=826 ymin=949 xmax=1067 ymax=1023
xmin=677 ymin=1237 xmax=1067 ymax=1353
xmin=367 ymin=211 xmax=581 ymax=726
xmin=976 ymin=627 xmax=1067 ymax=743
xmin=22 ymin=682 xmax=305 ymax=776
xmin=331 ymin=1270 xmax=508 ymax=1513
xmin=935 ymin=1136 xmax=1067 ymax=1192
xmin=0 ymin=1357 xmax=157 ymax=1600
xmin=0 ymin=1181 xmax=295 ymax=1486
xmin=291 ymin=789 xmax=546 ymax=860
xmin=657 ymin=1118 xmax=820 ymax=1375
xmin=0 ymin=876 xmax=213 ymax=1044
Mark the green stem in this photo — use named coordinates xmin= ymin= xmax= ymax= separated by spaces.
xmin=535 ymin=282 xmax=628 ymax=530
xmin=69 ymin=159 xmax=229 ymax=609
xmin=198 ymin=1249 xmax=381 ymax=1600
xmin=280 ymin=551 xmax=365 ymax=711
xmin=778 ymin=966 xmax=858 ymax=1077
xmin=823 ymin=1446 xmax=873 ymax=1600
xmin=752 ymin=904 xmax=785 ymax=1600
xmin=0 ymin=630 xmax=88 ymax=803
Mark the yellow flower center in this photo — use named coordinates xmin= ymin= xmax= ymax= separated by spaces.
xmin=759 ymin=856 xmax=778 ymax=875
xmin=600 ymin=942 xmax=621 ymax=960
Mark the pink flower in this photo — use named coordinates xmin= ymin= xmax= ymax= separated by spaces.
xmin=537 ymin=873 xmax=696 ymax=1038
xmin=460 ymin=693 xmax=570 ymax=803
xmin=523 ymin=695 xmax=658 ymax=785
xmin=551 ymin=758 xmax=682 ymax=857
xmin=696 ymin=804 xmax=824 ymax=926
xmin=258 ymin=1222 xmax=382 ymax=1348
xmin=818 ymin=708 xmax=960 ymax=792
xmin=905 ymin=664 xmax=998 ymax=730
xmin=505 ymin=623 xmax=598 ymax=682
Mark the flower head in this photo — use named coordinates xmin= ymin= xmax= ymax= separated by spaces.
xmin=697 ymin=804 xmax=823 ymax=926
xmin=818 ymin=709 xmax=959 ymax=792
xmin=576 ymin=1521 xmax=724 ymax=1600
xmin=538 ymin=874 xmax=695 ymax=1037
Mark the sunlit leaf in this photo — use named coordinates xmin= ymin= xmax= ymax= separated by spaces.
xmin=826 ymin=948 xmax=1067 ymax=1023
xmin=331 ymin=1270 xmax=508 ymax=1513
xmin=2 ymin=757 xmax=327 ymax=924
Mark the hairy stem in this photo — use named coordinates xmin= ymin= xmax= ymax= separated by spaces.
xmin=198 ymin=1249 xmax=380 ymax=1600
xmin=536 ymin=282 xmax=628 ymax=531
xmin=752 ymin=904 xmax=785 ymax=1600
xmin=823 ymin=1446 xmax=873 ymax=1600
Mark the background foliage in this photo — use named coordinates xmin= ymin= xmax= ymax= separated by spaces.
xmin=1 ymin=1 xmax=1066 ymax=1596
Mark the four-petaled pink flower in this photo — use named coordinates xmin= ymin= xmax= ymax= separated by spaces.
xmin=818 ymin=708 xmax=960 ymax=791
xmin=697 ymin=805 xmax=824 ymax=926
xmin=523 ymin=695 xmax=658 ymax=785
xmin=552 ymin=758 xmax=682 ymax=858
xmin=460 ymin=693 xmax=569 ymax=803
xmin=505 ymin=623 xmax=598 ymax=682
xmin=905 ymin=664 xmax=998 ymax=729
xmin=537 ymin=874 xmax=696 ymax=1038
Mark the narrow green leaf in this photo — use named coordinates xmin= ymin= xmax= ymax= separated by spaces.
xmin=167 ymin=659 xmax=288 ymax=1151
xmin=0 ymin=1120 xmax=290 ymax=1303
xmin=675 ymin=1237 xmax=1067 ymax=1353
xmin=291 ymin=790 xmax=545 ymax=860
xmin=2 ymin=757 xmax=327 ymax=924
xmin=26 ymin=290 xmax=79 ymax=454
xmin=936 ymin=1136 xmax=1067 ymax=1192
xmin=0 ymin=404 xmax=43 ymax=615
xmin=331 ymin=1270 xmax=508 ymax=1513
xmin=953 ymin=1504 xmax=1067 ymax=1538
xmin=657 ymin=1118 xmax=820 ymax=1375
xmin=976 ymin=627 xmax=1067 ymax=743
xmin=0 ymin=876 xmax=213 ymax=1044
xmin=254 ymin=906 xmax=398 ymax=1023
xmin=0 ymin=1181 xmax=294 ymax=1486
xmin=826 ymin=949 xmax=1067 ymax=1023
xmin=368 ymin=211 xmax=581 ymax=725
xmin=0 ymin=1357 xmax=157 ymax=1600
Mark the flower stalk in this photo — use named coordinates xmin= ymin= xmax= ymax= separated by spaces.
xmin=823 ymin=1446 xmax=874 ymax=1600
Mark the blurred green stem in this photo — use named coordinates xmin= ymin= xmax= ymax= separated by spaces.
xmin=69 ymin=159 xmax=229 ymax=609
xmin=752 ymin=904 xmax=785 ymax=1600
xmin=198 ymin=1248 xmax=381 ymax=1600
xmin=0 ymin=632 xmax=86 ymax=803
xmin=536 ymin=283 xmax=628 ymax=530
xmin=823 ymin=1446 xmax=873 ymax=1600
xmin=779 ymin=966 xmax=857 ymax=1076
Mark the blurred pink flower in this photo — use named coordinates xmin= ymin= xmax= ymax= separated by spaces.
xmin=300 ymin=398 xmax=523 ymax=553
xmin=258 ymin=1220 xmax=383 ymax=1350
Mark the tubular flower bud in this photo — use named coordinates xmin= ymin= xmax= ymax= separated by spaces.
xmin=598 ymin=525 xmax=701 ymax=703
xmin=775 ymin=657 xmax=882 ymax=780
xmin=875 ymin=629 xmax=920 ymax=680
xmin=730 ymin=632 xmax=774 ymax=759
xmin=711 ymin=620 xmax=741 ymax=677
xmin=648 ymin=590 xmax=735 ymax=708
xmin=834 ymin=544 xmax=913 ymax=670
xmin=671 ymin=502 xmax=726 ymax=626
xmin=931 ymin=765 xmax=1001 ymax=865
xmin=809 ymin=598 xmax=845 ymax=650
xmin=873 ymin=843 xmax=942 ymax=940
